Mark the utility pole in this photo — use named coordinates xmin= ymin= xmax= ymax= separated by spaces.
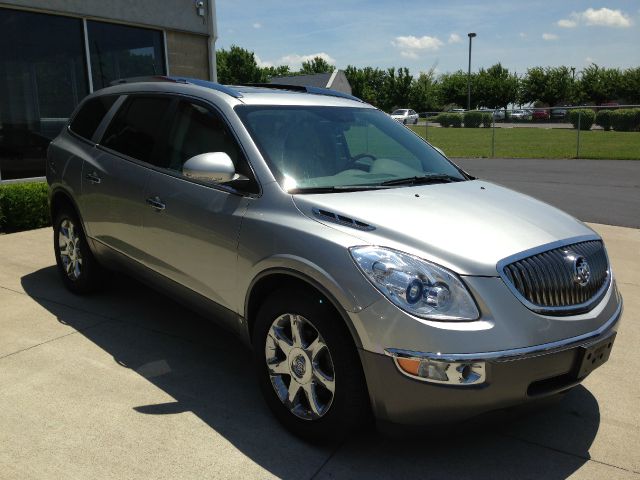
xmin=467 ymin=32 xmax=476 ymax=111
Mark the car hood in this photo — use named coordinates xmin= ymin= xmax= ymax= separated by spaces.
xmin=292 ymin=180 xmax=597 ymax=276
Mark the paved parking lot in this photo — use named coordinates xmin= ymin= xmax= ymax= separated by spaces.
xmin=0 ymin=225 xmax=638 ymax=479
xmin=455 ymin=158 xmax=640 ymax=229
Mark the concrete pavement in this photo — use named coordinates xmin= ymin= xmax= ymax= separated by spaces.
xmin=0 ymin=226 xmax=638 ymax=479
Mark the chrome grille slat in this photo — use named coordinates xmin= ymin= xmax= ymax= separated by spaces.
xmin=500 ymin=240 xmax=609 ymax=315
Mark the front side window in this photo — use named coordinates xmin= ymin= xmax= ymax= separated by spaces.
xmin=236 ymin=106 xmax=465 ymax=191
xmin=101 ymin=96 xmax=171 ymax=164
xmin=162 ymin=101 xmax=244 ymax=174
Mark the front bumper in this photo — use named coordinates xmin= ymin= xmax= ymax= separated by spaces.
xmin=359 ymin=301 xmax=622 ymax=426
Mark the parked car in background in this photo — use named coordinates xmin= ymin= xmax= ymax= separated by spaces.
xmin=391 ymin=109 xmax=419 ymax=124
xmin=47 ymin=77 xmax=623 ymax=441
xmin=480 ymin=108 xmax=505 ymax=120
xmin=511 ymin=110 xmax=531 ymax=121
xmin=550 ymin=108 xmax=568 ymax=120
xmin=532 ymin=109 xmax=550 ymax=121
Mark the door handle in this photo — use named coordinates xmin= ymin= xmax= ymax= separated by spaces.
xmin=146 ymin=196 xmax=166 ymax=211
xmin=85 ymin=172 xmax=101 ymax=184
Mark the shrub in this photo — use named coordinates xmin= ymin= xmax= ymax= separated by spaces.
xmin=568 ymin=109 xmax=596 ymax=130
xmin=610 ymin=108 xmax=640 ymax=132
xmin=449 ymin=113 xmax=463 ymax=128
xmin=481 ymin=113 xmax=493 ymax=128
xmin=0 ymin=182 xmax=50 ymax=233
xmin=595 ymin=110 xmax=613 ymax=131
xmin=435 ymin=113 xmax=452 ymax=127
xmin=463 ymin=111 xmax=483 ymax=128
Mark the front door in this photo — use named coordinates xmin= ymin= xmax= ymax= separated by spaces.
xmin=142 ymin=99 xmax=256 ymax=311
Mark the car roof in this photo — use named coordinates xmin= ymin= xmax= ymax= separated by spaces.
xmin=93 ymin=76 xmax=372 ymax=109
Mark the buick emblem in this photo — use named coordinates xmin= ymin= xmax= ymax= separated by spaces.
xmin=573 ymin=256 xmax=591 ymax=287
xmin=291 ymin=355 xmax=306 ymax=378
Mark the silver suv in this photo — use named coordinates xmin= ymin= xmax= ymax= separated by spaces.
xmin=47 ymin=77 xmax=622 ymax=440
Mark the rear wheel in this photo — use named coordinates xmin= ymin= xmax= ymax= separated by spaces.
xmin=252 ymin=288 xmax=370 ymax=441
xmin=53 ymin=206 xmax=103 ymax=294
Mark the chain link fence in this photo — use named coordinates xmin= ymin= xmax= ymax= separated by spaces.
xmin=409 ymin=105 xmax=640 ymax=160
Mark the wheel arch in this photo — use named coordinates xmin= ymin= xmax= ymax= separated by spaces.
xmin=49 ymin=187 xmax=91 ymax=241
xmin=245 ymin=268 xmax=363 ymax=350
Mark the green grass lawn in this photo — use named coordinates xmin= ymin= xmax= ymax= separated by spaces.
xmin=409 ymin=126 xmax=640 ymax=160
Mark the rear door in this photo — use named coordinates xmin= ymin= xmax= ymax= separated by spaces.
xmin=81 ymin=94 xmax=173 ymax=262
xmin=141 ymin=98 xmax=257 ymax=311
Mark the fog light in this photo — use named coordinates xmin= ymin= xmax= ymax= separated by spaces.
xmin=393 ymin=354 xmax=486 ymax=385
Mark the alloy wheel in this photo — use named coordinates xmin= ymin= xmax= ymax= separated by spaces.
xmin=58 ymin=219 xmax=83 ymax=280
xmin=265 ymin=313 xmax=336 ymax=420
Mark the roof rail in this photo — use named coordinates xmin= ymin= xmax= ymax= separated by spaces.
xmin=240 ymin=83 xmax=364 ymax=103
xmin=107 ymin=76 xmax=243 ymax=99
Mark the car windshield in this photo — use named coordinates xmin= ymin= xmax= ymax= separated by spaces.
xmin=392 ymin=109 xmax=408 ymax=115
xmin=235 ymin=105 xmax=466 ymax=192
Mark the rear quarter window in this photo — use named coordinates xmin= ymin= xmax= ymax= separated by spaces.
xmin=69 ymin=95 xmax=118 ymax=141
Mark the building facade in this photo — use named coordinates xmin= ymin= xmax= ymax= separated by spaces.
xmin=0 ymin=0 xmax=216 ymax=181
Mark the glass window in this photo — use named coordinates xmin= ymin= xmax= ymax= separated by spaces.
xmin=69 ymin=95 xmax=119 ymax=141
xmin=101 ymin=96 xmax=172 ymax=164
xmin=236 ymin=106 xmax=464 ymax=190
xmin=161 ymin=101 xmax=245 ymax=173
xmin=88 ymin=20 xmax=166 ymax=90
xmin=0 ymin=8 xmax=88 ymax=180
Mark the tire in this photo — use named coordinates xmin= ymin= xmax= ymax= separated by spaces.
xmin=252 ymin=288 xmax=370 ymax=441
xmin=403 ymin=119 xmax=407 ymax=125
xmin=53 ymin=205 xmax=103 ymax=294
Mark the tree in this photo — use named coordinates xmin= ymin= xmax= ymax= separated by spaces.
xmin=520 ymin=66 xmax=575 ymax=106
xmin=438 ymin=71 xmax=475 ymax=108
xmin=216 ymin=45 xmax=266 ymax=84
xmin=381 ymin=67 xmax=413 ymax=111
xmin=300 ymin=56 xmax=333 ymax=74
xmin=475 ymin=63 xmax=518 ymax=109
xmin=261 ymin=65 xmax=292 ymax=80
xmin=409 ymin=67 xmax=440 ymax=112
xmin=344 ymin=65 xmax=387 ymax=106
xmin=621 ymin=67 xmax=640 ymax=104
xmin=579 ymin=64 xmax=623 ymax=105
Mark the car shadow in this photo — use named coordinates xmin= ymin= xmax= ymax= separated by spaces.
xmin=20 ymin=266 xmax=601 ymax=479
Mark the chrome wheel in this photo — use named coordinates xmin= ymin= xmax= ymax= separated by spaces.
xmin=265 ymin=313 xmax=336 ymax=420
xmin=58 ymin=219 xmax=83 ymax=280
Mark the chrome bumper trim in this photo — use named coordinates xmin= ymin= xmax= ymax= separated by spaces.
xmin=385 ymin=300 xmax=622 ymax=363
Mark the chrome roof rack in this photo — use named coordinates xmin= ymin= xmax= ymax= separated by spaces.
xmin=108 ymin=76 xmax=243 ymax=99
xmin=239 ymin=83 xmax=364 ymax=103
xmin=107 ymin=77 xmax=364 ymax=103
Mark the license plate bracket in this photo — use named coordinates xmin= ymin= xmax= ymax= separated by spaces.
xmin=576 ymin=333 xmax=616 ymax=379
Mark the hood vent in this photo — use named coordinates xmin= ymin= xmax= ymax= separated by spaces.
xmin=312 ymin=208 xmax=375 ymax=231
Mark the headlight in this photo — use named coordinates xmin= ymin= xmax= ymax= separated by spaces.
xmin=350 ymin=246 xmax=479 ymax=321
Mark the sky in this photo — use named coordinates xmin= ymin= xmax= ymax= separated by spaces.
xmin=215 ymin=0 xmax=640 ymax=75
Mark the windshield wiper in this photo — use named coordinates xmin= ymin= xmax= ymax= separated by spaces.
xmin=378 ymin=174 xmax=465 ymax=187
xmin=288 ymin=185 xmax=390 ymax=194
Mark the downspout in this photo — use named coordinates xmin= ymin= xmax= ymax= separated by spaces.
xmin=207 ymin=0 xmax=218 ymax=82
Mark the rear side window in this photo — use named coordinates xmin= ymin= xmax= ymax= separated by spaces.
xmin=101 ymin=96 xmax=172 ymax=164
xmin=69 ymin=95 xmax=118 ymax=140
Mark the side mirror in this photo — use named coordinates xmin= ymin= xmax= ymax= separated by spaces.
xmin=183 ymin=152 xmax=246 ymax=184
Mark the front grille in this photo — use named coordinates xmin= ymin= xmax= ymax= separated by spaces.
xmin=501 ymin=240 xmax=609 ymax=314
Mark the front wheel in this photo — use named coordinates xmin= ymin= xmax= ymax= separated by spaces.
xmin=252 ymin=288 xmax=370 ymax=441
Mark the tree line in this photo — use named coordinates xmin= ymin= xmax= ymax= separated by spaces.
xmin=217 ymin=45 xmax=640 ymax=112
